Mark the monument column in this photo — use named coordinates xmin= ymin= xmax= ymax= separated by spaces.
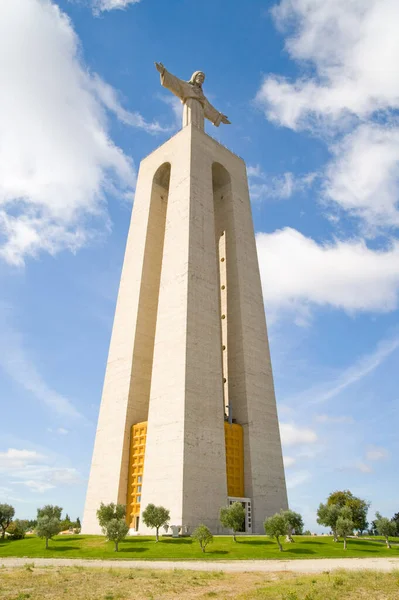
xmin=82 ymin=65 xmax=288 ymax=536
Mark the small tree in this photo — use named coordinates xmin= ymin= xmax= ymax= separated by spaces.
xmin=96 ymin=503 xmax=129 ymax=552
xmin=60 ymin=516 xmax=72 ymax=531
xmin=104 ymin=518 xmax=129 ymax=552
xmin=192 ymin=524 xmax=213 ymax=553
xmin=0 ymin=504 xmax=15 ymax=539
xmin=327 ymin=490 xmax=370 ymax=533
xmin=96 ymin=502 xmax=126 ymax=531
xmin=219 ymin=502 xmax=245 ymax=541
xmin=335 ymin=507 xmax=354 ymax=550
xmin=36 ymin=515 xmax=62 ymax=549
xmin=141 ymin=504 xmax=170 ymax=542
xmin=37 ymin=505 xmax=62 ymax=520
xmin=7 ymin=519 xmax=29 ymax=540
xmin=264 ymin=513 xmax=286 ymax=551
xmin=317 ymin=503 xmax=341 ymax=541
xmin=375 ymin=513 xmax=397 ymax=548
xmin=281 ymin=509 xmax=304 ymax=542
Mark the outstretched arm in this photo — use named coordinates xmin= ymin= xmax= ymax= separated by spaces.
xmin=154 ymin=62 xmax=185 ymax=101
xmin=204 ymin=98 xmax=231 ymax=127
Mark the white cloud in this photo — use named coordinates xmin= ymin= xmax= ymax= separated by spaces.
xmin=0 ymin=446 xmax=83 ymax=493
xmin=286 ymin=470 xmax=311 ymax=489
xmin=47 ymin=427 xmax=69 ymax=435
xmin=256 ymin=228 xmax=399 ymax=318
xmin=283 ymin=456 xmax=296 ymax=468
xmin=256 ymin=0 xmax=399 ymax=232
xmin=91 ymin=75 xmax=167 ymax=134
xmin=158 ymin=95 xmax=183 ymax=130
xmin=315 ymin=414 xmax=354 ymax=424
xmin=0 ymin=448 xmax=45 ymax=469
xmin=356 ymin=462 xmax=373 ymax=474
xmin=22 ymin=480 xmax=55 ymax=493
xmin=257 ymin=0 xmax=399 ymax=129
xmin=248 ymin=167 xmax=316 ymax=202
xmin=325 ymin=123 xmax=399 ymax=228
xmin=288 ymin=335 xmax=399 ymax=406
xmin=93 ymin=0 xmax=140 ymax=13
xmin=337 ymin=461 xmax=373 ymax=474
xmin=280 ymin=423 xmax=317 ymax=446
xmin=366 ymin=445 xmax=389 ymax=461
xmin=0 ymin=1 xmax=160 ymax=266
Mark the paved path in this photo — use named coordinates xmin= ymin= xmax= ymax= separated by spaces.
xmin=1 ymin=557 xmax=399 ymax=573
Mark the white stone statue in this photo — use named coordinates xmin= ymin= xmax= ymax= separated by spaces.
xmin=155 ymin=62 xmax=231 ymax=131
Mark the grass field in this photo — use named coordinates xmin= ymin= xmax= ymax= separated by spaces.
xmin=1 ymin=566 xmax=399 ymax=599
xmin=1 ymin=535 xmax=398 ymax=560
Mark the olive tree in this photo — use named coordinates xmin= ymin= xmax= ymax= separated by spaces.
xmin=219 ymin=502 xmax=245 ymax=541
xmin=327 ymin=490 xmax=369 ymax=534
xmin=96 ymin=502 xmax=129 ymax=552
xmin=142 ymin=504 xmax=170 ymax=542
xmin=281 ymin=509 xmax=304 ymax=542
xmin=375 ymin=513 xmax=397 ymax=548
xmin=335 ymin=507 xmax=354 ymax=550
xmin=36 ymin=516 xmax=61 ymax=549
xmin=36 ymin=505 xmax=63 ymax=549
xmin=7 ymin=519 xmax=29 ymax=540
xmin=0 ymin=504 xmax=15 ymax=539
xmin=316 ymin=503 xmax=341 ymax=541
xmin=96 ymin=502 xmax=126 ymax=529
xmin=37 ymin=505 xmax=63 ymax=520
xmin=264 ymin=513 xmax=286 ymax=551
xmin=105 ymin=519 xmax=129 ymax=552
xmin=192 ymin=524 xmax=213 ymax=553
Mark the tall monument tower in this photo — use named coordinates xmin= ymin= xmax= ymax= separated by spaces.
xmin=82 ymin=64 xmax=288 ymax=535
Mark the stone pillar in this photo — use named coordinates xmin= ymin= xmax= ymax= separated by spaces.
xmin=82 ymin=123 xmax=287 ymax=536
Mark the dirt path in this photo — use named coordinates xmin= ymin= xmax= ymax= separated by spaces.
xmin=1 ymin=557 xmax=399 ymax=573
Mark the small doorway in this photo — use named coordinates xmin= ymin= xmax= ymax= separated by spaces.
xmin=135 ymin=516 xmax=140 ymax=531
xmin=228 ymin=497 xmax=252 ymax=533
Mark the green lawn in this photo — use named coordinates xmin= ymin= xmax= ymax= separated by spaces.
xmin=1 ymin=535 xmax=398 ymax=560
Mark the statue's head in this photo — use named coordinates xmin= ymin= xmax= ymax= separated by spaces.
xmin=189 ymin=71 xmax=205 ymax=86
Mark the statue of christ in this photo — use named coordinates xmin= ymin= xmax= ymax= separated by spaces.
xmin=155 ymin=63 xmax=231 ymax=131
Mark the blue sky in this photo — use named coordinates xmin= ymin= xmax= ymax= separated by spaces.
xmin=1 ymin=0 xmax=398 ymax=531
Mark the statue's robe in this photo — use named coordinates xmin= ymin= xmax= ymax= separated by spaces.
xmin=160 ymin=69 xmax=224 ymax=128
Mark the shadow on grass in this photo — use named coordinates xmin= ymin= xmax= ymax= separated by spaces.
xmin=285 ymin=548 xmax=315 ymax=555
xmin=207 ymin=550 xmax=229 ymax=555
xmin=159 ymin=539 xmax=192 ymax=545
xmin=118 ymin=547 xmax=149 ymax=553
xmin=299 ymin=541 xmax=324 ymax=545
xmin=48 ymin=546 xmax=81 ymax=552
xmin=56 ymin=536 xmax=89 ymax=541
xmin=236 ymin=540 xmax=274 ymax=546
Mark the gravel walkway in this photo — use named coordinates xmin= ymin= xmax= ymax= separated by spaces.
xmin=1 ymin=557 xmax=399 ymax=573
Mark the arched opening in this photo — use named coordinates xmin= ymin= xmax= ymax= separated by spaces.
xmin=126 ymin=162 xmax=171 ymax=528
xmin=212 ymin=163 xmax=232 ymax=422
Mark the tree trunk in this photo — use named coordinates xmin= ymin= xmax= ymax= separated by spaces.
xmin=333 ymin=530 xmax=338 ymax=542
xmin=201 ymin=545 xmax=205 ymax=553
xmin=156 ymin=528 xmax=159 ymax=542
xmin=233 ymin=532 xmax=236 ymax=542
xmin=386 ymin=537 xmax=391 ymax=549
xmin=1 ymin=529 xmax=4 ymax=539
xmin=277 ymin=537 xmax=283 ymax=551
xmin=46 ymin=537 xmax=49 ymax=549
xmin=343 ymin=537 xmax=347 ymax=550
xmin=115 ymin=541 xmax=119 ymax=552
